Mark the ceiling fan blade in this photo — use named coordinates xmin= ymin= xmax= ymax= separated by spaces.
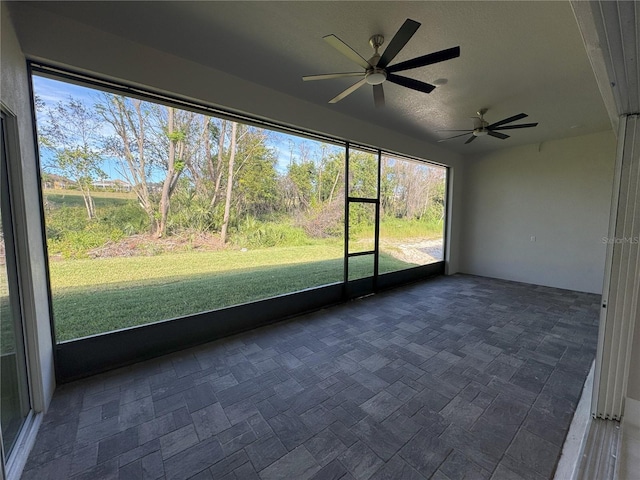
xmin=329 ymin=78 xmax=368 ymax=103
xmin=491 ymin=123 xmax=539 ymax=130
xmin=303 ymin=72 xmax=365 ymax=81
xmin=436 ymin=129 xmax=474 ymax=132
xmin=387 ymin=46 xmax=461 ymax=73
xmin=487 ymin=113 xmax=528 ymax=129
xmin=386 ymin=74 xmax=436 ymax=94
xmin=377 ymin=19 xmax=421 ymax=69
xmin=487 ymin=131 xmax=510 ymax=140
xmin=438 ymin=132 xmax=473 ymax=142
xmin=465 ymin=135 xmax=477 ymax=144
xmin=323 ymin=35 xmax=371 ymax=69
xmin=373 ymin=84 xmax=385 ymax=107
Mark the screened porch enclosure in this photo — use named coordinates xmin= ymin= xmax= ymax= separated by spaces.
xmin=31 ymin=67 xmax=447 ymax=381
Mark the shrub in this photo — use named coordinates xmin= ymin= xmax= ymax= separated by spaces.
xmin=298 ymin=199 xmax=344 ymax=239
xmin=48 ymin=229 xmax=113 ymax=258
xmin=45 ymin=202 xmax=137 ymax=258
xmin=232 ymin=217 xmax=312 ymax=248
xmin=99 ymin=202 xmax=149 ymax=235
xmin=168 ymin=198 xmax=219 ymax=234
xmin=45 ymin=206 xmax=89 ymax=240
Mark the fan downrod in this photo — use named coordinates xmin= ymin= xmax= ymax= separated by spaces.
xmin=473 ymin=108 xmax=489 ymax=136
xmin=366 ymin=34 xmax=387 ymax=85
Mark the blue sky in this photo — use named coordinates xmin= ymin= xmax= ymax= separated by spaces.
xmin=32 ymin=75 xmax=343 ymax=182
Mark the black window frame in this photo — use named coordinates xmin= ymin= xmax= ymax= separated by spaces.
xmin=27 ymin=61 xmax=448 ymax=382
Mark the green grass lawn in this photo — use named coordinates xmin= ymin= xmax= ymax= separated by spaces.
xmin=50 ymin=245 xmax=415 ymax=341
xmin=43 ymin=189 xmax=135 ymax=208
xmin=42 ymin=188 xmax=440 ymax=341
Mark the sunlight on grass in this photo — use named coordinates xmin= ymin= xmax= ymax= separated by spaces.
xmin=51 ymin=249 xmax=414 ymax=341
xmin=50 ymin=243 xmax=344 ymax=289
xmin=379 ymin=217 xmax=443 ymax=240
xmin=44 ymin=188 xmax=136 ymax=201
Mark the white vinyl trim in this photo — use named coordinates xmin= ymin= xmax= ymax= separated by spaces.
xmin=555 ymin=362 xmax=595 ymax=480
xmin=4 ymin=412 xmax=41 ymax=480
xmin=592 ymin=114 xmax=640 ymax=419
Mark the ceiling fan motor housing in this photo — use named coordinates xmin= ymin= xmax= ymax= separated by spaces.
xmin=472 ymin=117 xmax=489 ymax=135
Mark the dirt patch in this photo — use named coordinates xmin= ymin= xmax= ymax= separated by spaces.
xmin=381 ymin=238 xmax=444 ymax=264
xmin=85 ymin=233 xmax=444 ymax=263
xmin=87 ymin=232 xmax=227 ymax=258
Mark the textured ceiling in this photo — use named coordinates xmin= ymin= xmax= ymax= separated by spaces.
xmin=25 ymin=1 xmax=612 ymax=155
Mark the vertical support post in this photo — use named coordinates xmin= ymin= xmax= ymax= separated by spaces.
xmin=592 ymin=114 xmax=640 ymax=419
xmin=343 ymin=142 xmax=350 ymax=296
xmin=373 ymin=149 xmax=381 ymax=291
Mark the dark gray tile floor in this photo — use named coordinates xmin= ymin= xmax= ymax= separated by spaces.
xmin=22 ymin=274 xmax=600 ymax=480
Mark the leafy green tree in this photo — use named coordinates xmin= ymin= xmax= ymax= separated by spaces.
xmin=348 ymin=151 xmax=378 ymax=199
xmin=318 ymin=151 xmax=345 ymax=204
xmin=286 ymin=160 xmax=316 ymax=210
xmin=182 ymin=117 xmax=226 ymax=209
xmin=38 ymin=97 xmax=106 ymax=219
xmin=219 ymin=124 xmax=276 ymax=241
xmin=235 ymin=137 xmax=279 ymax=218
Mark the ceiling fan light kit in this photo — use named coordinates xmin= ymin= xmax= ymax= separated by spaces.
xmin=303 ymin=19 xmax=460 ymax=107
xmin=365 ymin=70 xmax=387 ymax=85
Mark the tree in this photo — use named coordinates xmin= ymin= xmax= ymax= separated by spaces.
xmin=99 ymin=95 xmax=157 ymax=231
xmin=286 ymin=160 xmax=316 ymax=210
xmin=348 ymin=151 xmax=378 ymax=199
xmin=100 ymin=96 xmax=194 ymax=237
xmin=380 ymin=156 xmax=446 ymax=223
xmin=220 ymin=122 xmax=237 ymax=243
xmin=182 ymin=117 xmax=229 ymax=212
xmin=217 ymin=123 xmax=277 ymax=242
xmin=38 ymin=97 xmax=106 ymax=219
xmin=318 ymin=151 xmax=344 ymax=205
xmin=234 ymin=138 xmax=279 ymax=218
xmin=152 ymin=106 xmax=191 ymax=237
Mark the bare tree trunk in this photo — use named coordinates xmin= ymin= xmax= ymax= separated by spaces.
xmin=317 ymin=162 xmax=322 ymax=204
xmin=328 ymin=171 xmax=340 ymax=205
xmin=157 ymin=107 xmax=178 ymax=238
xmin=210 ymin=120 xmax=228 ymax=208
xmin=185 ymin=116 xmax=209 ymax=197
xmin=422 ymin=183 xmax=431 ymax=219
xmin=80 ymin=186 xmax=95 ymax=219
xmin=132 ymin=100 xmax=157 ymax=232
xmin=220 ymin=122 xmax=237 ymax=243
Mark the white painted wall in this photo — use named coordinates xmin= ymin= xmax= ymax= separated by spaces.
xmin=460 ymin=130 xmax=616 ymax=293
xmin=1 ymin=4 xmax=55 ymax=410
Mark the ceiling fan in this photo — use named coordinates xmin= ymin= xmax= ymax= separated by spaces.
xmin=438 ymin=109 xmax=539 ymax=144
xmin=302 ymin=19 xmax=460 ymax=107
